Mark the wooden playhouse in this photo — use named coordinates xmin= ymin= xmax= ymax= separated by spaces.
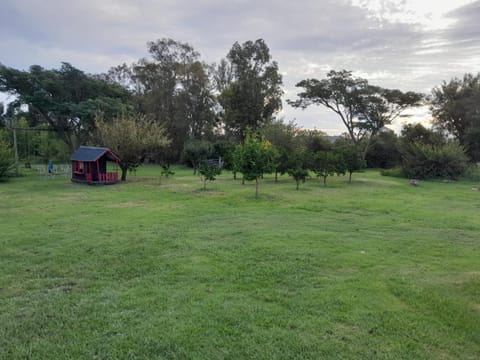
xmin=71 ymin=146 xmax=120 ymax=184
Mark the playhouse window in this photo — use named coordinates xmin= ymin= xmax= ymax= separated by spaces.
xmin=74 ymin=161 xmax=84 ymax=173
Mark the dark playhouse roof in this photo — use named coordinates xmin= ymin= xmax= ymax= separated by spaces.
xmin=71 ymin=146 xmax=120 ymax=162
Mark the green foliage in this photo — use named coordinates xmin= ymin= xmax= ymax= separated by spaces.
xmin=94 ymin=113 xmax=170 ymax=181
xmin=260 ymin=119 xmax=299 ymax=180
xmin=313 ymin=151 xmax=343 ymax=186
xmin=460 ymin=165 xmax=480 ymax=181
xmin=218 ymin=39 xmax=283 ymax=139
xmin=431 ymin=73 xmax=480 ymax=161
xmin=335 ymin=143 xmax=366 ymax=182
xmin=211 ymin=140 xmax=237 ymax=171
xmin=160 ymin=164 xmax=175 ymax=178
xmin=400 ymin=123 xmax=444 ymax=146
xmin=182 ymin=139 xmax=213 ymax=174
xmin=198 ymin=161 xmax=222 ymax=190
xmin=298 ymin=129 xmax=332 ymax=153
xmin=0 ymin=62 xmax=133 ymax=151
xmin=380 ymin=167 xmax=405 ymax=178
xmin=289 ymin=70 xmax=423 ymax=158
xmin=234 ymin=133 xmax=277 ymax=197
xmin=120 ymin=38 xmax=217 ymax=160
xmin=401 ymin=141 xmax=469 ymax=180
xmin=366 ymin=130 xmax=401 ymax=168
xmin=0 ymin=138 xmax=14 ymax=179
xmin=285 ymin=151 xmax=310 ymax=190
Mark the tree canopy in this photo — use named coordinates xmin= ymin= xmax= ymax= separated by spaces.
xmin=106 ymin=39 xmax=217 ymax=160
xmin=0 ymin=62 xmax=133 ymax=151
xmin=218 ymin=39 xmax=283 ymax=140
xmin=94 ymin=113 xmax=170 ymax=181
xmin=431 ymin=73 xmax=480 ymax=161
xmin=289 ymin=70 xmax=423 ymax=157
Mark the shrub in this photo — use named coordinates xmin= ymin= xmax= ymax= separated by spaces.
xmin=401 ymin=141 xmax=468 ymax=180
xmin=460 ymin=165 xmax=480 ymax=181
xmin=380 ymin=167 xmax=405 ymax=178
xmin=182 ymin=139 xmax=212 ymax=174
xmin=0 ymin=138 xmax=14 ymax=179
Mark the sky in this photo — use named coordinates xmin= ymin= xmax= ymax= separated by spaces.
xmin=1 ymin=0 xmax=480 ymax=134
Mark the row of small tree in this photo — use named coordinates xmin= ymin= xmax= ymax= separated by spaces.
xmin=186 ymin=130 xmax=365 ymax=197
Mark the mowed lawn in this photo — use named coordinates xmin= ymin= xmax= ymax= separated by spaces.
xmin=1 ymin=166 xmax=479 ymax=359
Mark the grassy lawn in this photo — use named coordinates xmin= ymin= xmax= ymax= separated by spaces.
xmin=1 ymin=166 xmax=479 ymax=359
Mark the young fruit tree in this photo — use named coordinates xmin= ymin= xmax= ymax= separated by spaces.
xmin=234 ymin=133 xmax=277 ymax=198
xmin=198 ymin=161 xmax=222 ymax=190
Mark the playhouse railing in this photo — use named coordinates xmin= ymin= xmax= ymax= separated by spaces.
xmin=98 ymin=172 xmax=118 ymax=182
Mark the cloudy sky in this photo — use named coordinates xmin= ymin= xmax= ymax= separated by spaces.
xmin=1 ymin=0 xmax=480 ymax=134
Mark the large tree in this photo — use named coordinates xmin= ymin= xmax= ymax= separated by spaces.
xmin=0 ymin=63 xmax=133 ymax=151
xmin=94 ymin=113 xmax=170 ymax=181
xmin=218 ymin=39 xmax=283 ymax=140
xmin=106 ymin=39 xmax=217 ymax=160
xmin=289 ymin=70 xmax=423 ymax=158
xmin=430 ymin=73 xmax=480 ymax=161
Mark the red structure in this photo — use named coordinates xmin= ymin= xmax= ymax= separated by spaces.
xmin=71 ymin=146 xmax=120 ymax=184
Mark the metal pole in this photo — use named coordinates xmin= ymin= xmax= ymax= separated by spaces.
xmin=13 ymin=127 xmax=19 ymax=176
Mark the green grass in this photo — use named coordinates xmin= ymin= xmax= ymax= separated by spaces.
xmin=1 ymin=166 xmax=479 ymax=359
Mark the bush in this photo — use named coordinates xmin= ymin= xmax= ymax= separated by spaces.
xmin=401 ymin=141 xmax=468 ymax=180
xmin=380 ymin=167 xmax=405 ymax=178
xmin=366 ymin=130 xmax=401 ymax=168
xmin=0 ymin=138 xmax=14 ymax=179
xmin=182 ymin=139 xmax=213 ymax=174
xmin=460 ymin=165 xmax=480 ymax=181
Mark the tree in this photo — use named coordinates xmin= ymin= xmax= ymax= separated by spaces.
xmin=0 ymin=138 xmax=14 ymax=180
xmin=365 ymin=129 xmax=401 ymax=169
xmin=313 ymin=151 xmax=342 ymax=186
xmin=109 ymin=39 xmax=217 ymax=160
xmin=335 ymin=142 xmax=366 ymax=183
xmin=261 ymin=119 xmax=299 ymax=182
xmin=285 ymin=149 xmax=310 ymax=190
xmin=430 ymin=73 xmax=480 ymax=161
xmin=182 ymin=139 xmax=212 ymax=174
xmin=234 ymin=133 xmax=277 ymax=198
xmin=0 ymin=63 xmax=133 ymax=151
xmin=400 ymin=123 xmax=444 ymax=147
xmin=357 ymin=86 xmax=424 ymax=158
xmin=289 ymin=70 xmax=423 ymax=158
xmin=94 ymin=113 xmax=170 ymax=181
xmin=198 ymin=161 xmax=222 ymax=190
xmin=218 ymin=39 xmax=283 ymax=139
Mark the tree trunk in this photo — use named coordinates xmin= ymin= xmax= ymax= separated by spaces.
xmin=233 ymin=171 xmax=237 ymax=180
xmin=275 ymin=170 xmax=278 ymax=183
xmin=348 ymin=171 xmax=353 ymax=183
xmin=323 ymin=175 xmax=327 ymax=186
xmin=255 ymin=178 xmax=259 ymax=198
xmin=120 ymin=164 xmax=128 ymax=181
xmin=203 ymin=178 xmax=207 ymax=190
xmin=296 ymin=179 xmax=299 ymax=190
